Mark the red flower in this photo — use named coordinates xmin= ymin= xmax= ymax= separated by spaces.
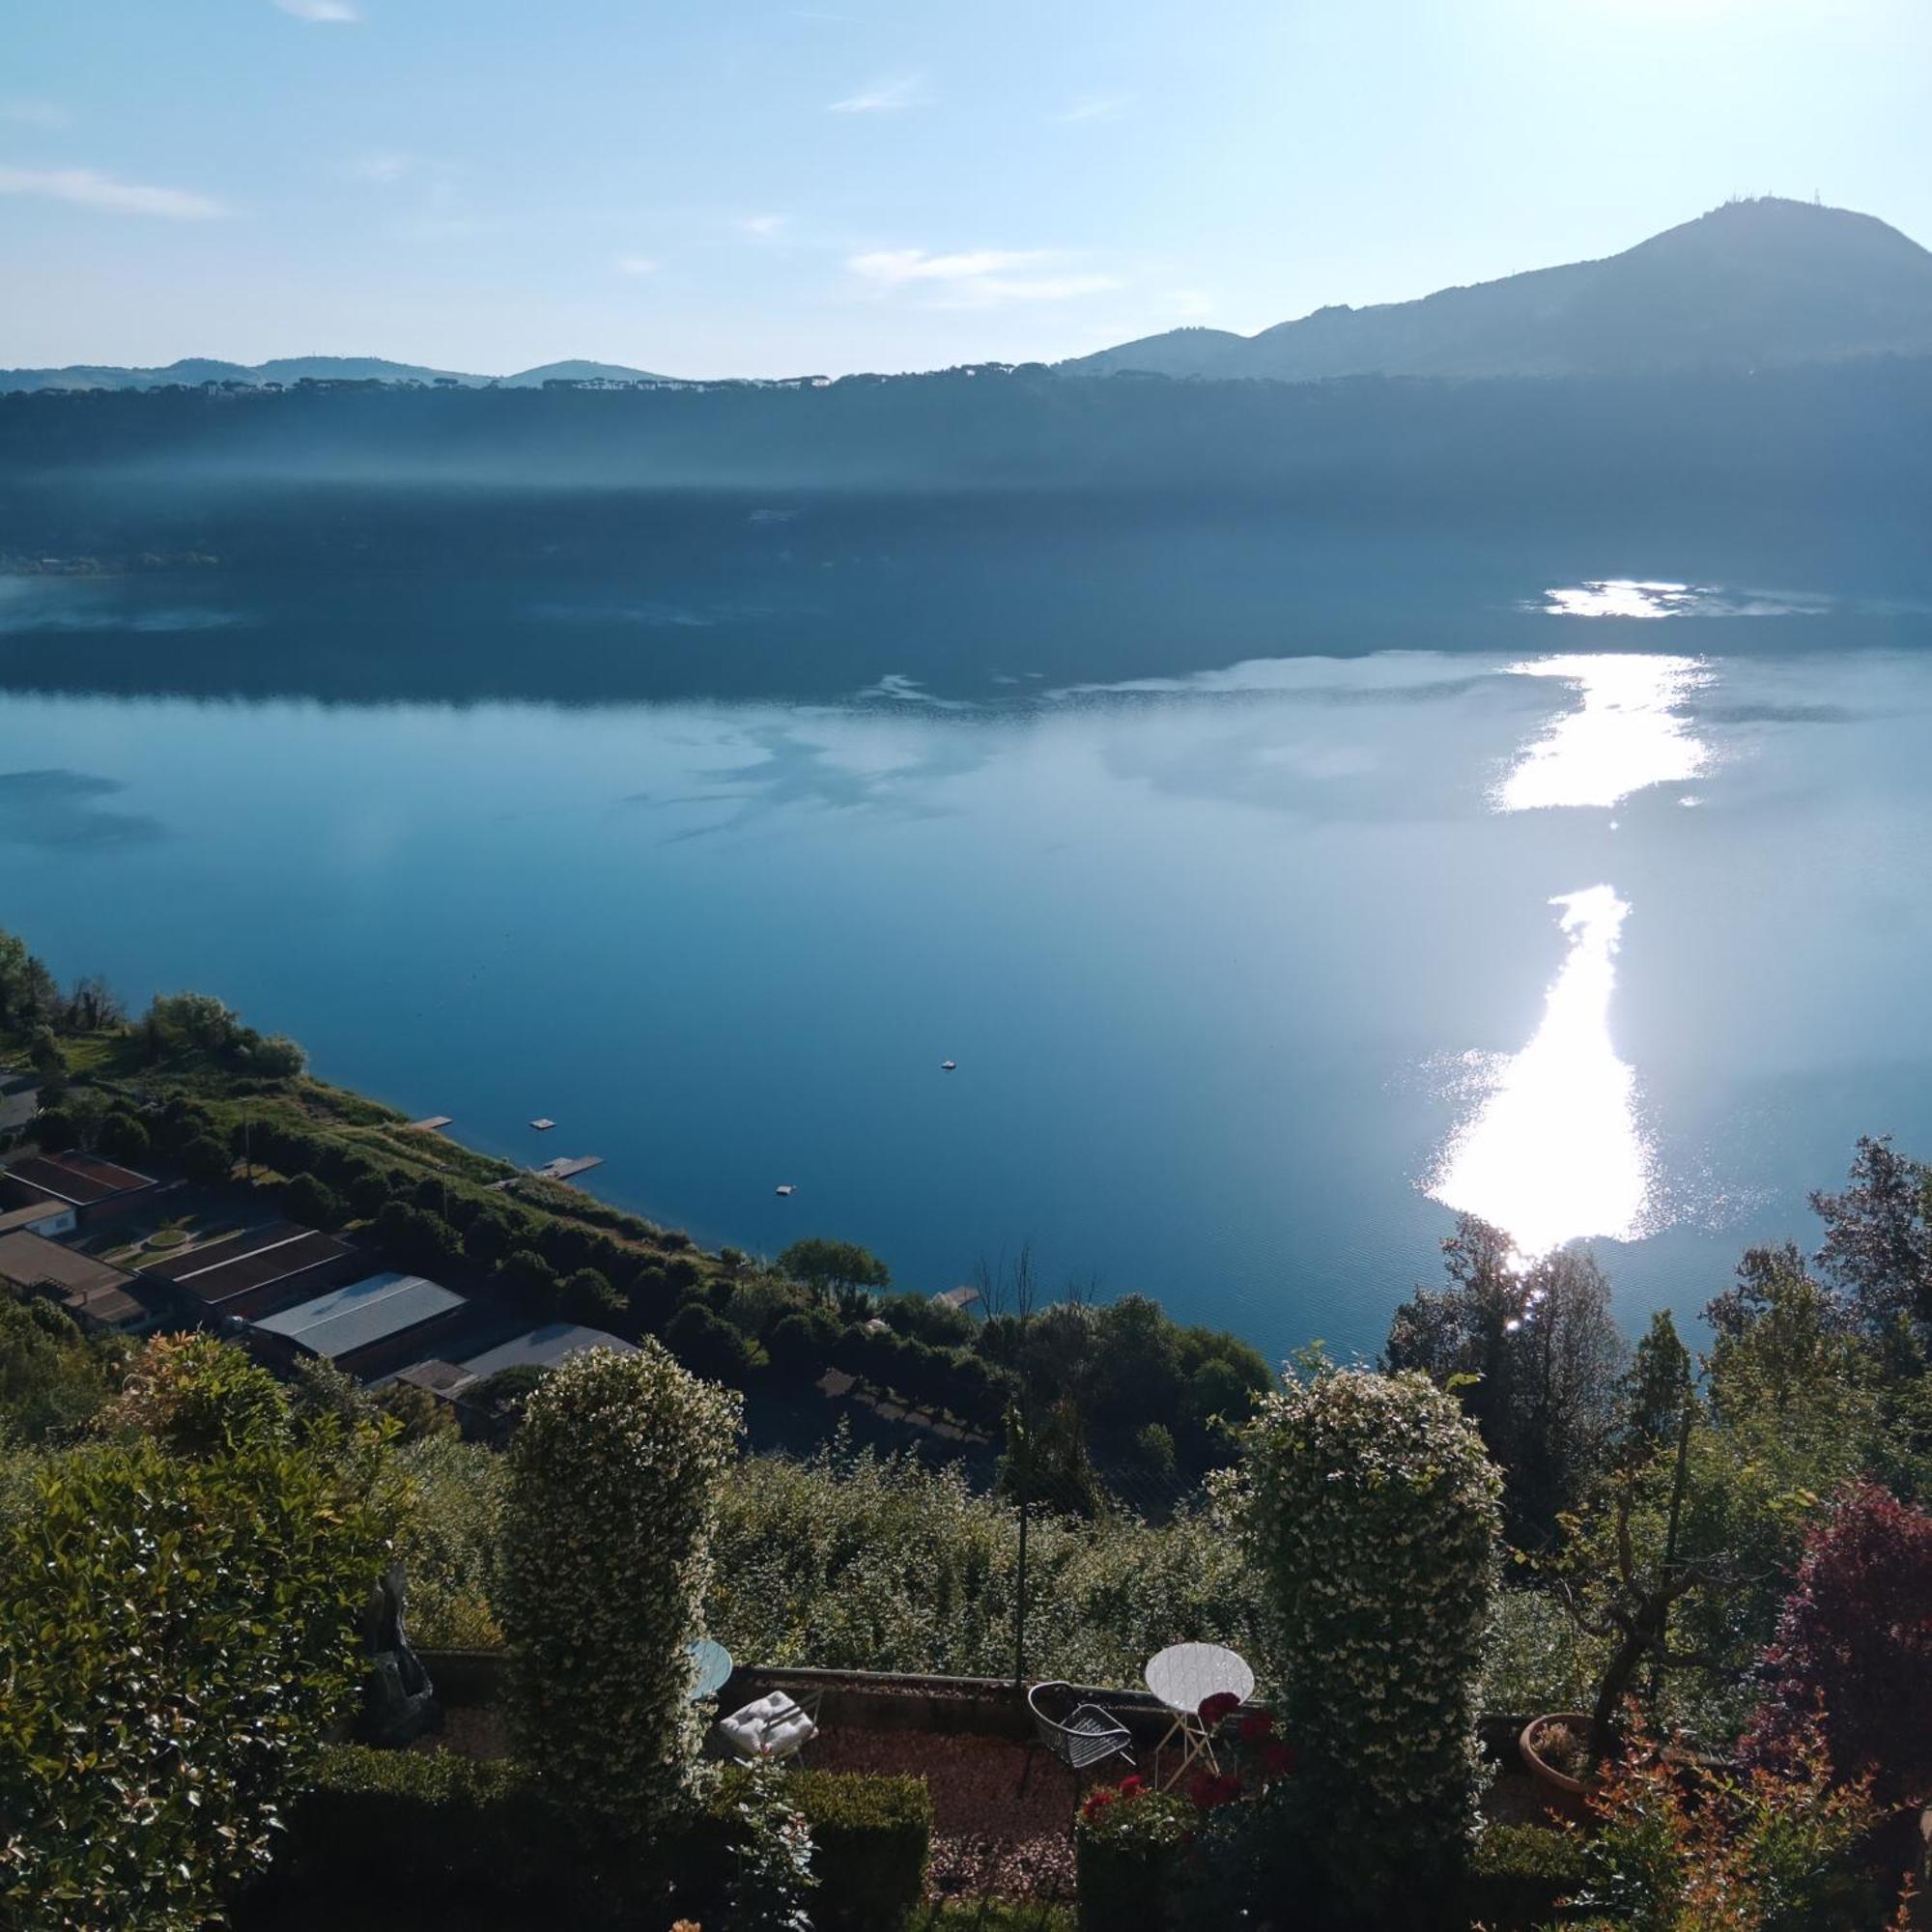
xmin=1197 ymin=1690 xmax=1241 ymax=1727
xmin=1185 ymin=1769 xmax=1243 ymax=1810
xmin=1117 ymin=1775 xmax=1146 ymax=1799
xmin=1080 ymin=1788 xmax=1118 ymax=1823
xmin=1236 ymin=1711 xmax=1275 ymax=1745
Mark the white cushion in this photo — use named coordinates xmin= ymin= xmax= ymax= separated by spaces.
xmin=760 ymin=1712 xmax=817 ymax=1758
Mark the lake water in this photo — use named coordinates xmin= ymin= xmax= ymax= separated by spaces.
xmin=5 ymin=568 xmax=1931 ymax=1362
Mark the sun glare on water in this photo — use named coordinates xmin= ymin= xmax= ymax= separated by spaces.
xmin=1494 ymin=653 xmax=1712 ymax=811
xmin=1429 ymin=886 xmax=1653 ymax=1260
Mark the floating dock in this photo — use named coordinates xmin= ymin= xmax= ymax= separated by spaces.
xmin=532 ymin=1155 xmax=605 ymax=1182
xmin=529 ymin=1118 xmax=556 ymax=1132
xmin=408 ymin=1116 xmax=454 ymax=1133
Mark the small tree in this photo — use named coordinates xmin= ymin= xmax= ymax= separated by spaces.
xmin=1743 ymin=1482 xmax=1932 ymax=1808
xmin=1239 ymin=1362 xmax=1502 ymax=1889
xmin=497 ymin=1344 xmax=741 ymax=1836
xmin=0 ymin=1343 xmax=390 ymax=1930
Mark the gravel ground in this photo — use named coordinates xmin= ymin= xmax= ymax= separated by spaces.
xmin=807 ymin=1727 xmax=1085 ymax=1905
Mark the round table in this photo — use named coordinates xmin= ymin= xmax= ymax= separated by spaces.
xmin=1144 ymin=1642 xmax=1254 ymax=1787
xmin=688 ymin=1638 xmax=734 ymax=1703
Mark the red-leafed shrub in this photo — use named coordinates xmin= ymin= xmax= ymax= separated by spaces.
xmin=1743 ymin=1481 xmax=1932 ymax=1806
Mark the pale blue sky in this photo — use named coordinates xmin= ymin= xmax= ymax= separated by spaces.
xmin=5 ymin=0 xmax=1929 ymax=377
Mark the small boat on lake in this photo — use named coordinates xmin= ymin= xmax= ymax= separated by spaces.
xmin=775 ymin=1182 xmax=796 ymax=1197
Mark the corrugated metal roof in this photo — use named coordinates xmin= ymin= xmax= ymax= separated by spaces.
xmin=460 ymin=1322 xmax=636 ymax=1379
xmin=252 ymin=1271 xmax=465 ymax=1360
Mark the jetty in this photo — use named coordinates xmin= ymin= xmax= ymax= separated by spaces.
xmin=407 ymin=1115 xmax=454 ymax=1133
xmin=531 ymin=1155 xmax=605 ymax=1182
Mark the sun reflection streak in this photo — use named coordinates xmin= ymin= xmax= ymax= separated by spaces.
xmin=1495 ymin=654 xmax=1711 ymax=811
xmin=1429 ymin=886 xmax=1653 ymax=1260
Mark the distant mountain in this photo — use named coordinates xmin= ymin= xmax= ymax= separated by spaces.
xmin=0 ymin=355 xmax=668 ymax=394
xmin=1063 ymin=199 xmax=1932 ymax=382
xmin=496 ymin=360 xmax=669 ymax=387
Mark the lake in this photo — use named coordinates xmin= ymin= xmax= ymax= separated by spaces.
xmin=4 ymin=564 xmax=1931 ymax=1362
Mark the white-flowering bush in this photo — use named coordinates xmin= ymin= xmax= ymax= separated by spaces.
xmin=497 ymin=1343 xmax=741 ymax=1835
xmin=1239 ymin=1363 xmax=1501 ymax=1884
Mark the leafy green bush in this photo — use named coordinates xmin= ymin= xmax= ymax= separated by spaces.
xmin=1073 ymin=1782 xmax=1195 ymax=1932
xmin=0 ymin=1292 xmax=126 ymax=1443
xmin=0 ymin=1400 xmax=390 ymax=1928
xmin=1238 ymin=1363 xmax=1502 ymax=1901
xmin=707 ymin=1435 xmax=1261 ymax=1685
xmin=393 ymin=1435 xmax=504 ymax=1648
xmin=497 ymin=1343 xmax=741 ymax=1838
xmin=1463 ymin=1823 xmax=1590 ymax=1928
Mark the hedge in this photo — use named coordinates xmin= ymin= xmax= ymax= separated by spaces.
xmin=265 ymin=1748 xmax=931 ymax=1932
xmin=269 ymin=1747 xmax=578 ymax=1902
xmin=715 ymin=1765 xmax=933 ymax=1930
xmin=1463 ymin=1823 xmax=1590 ymax=1928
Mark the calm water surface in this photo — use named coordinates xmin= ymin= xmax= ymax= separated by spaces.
xmin=4 ymin=581 xmax=1931 ymax=1360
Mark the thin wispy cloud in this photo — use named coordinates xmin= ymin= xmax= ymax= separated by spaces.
xmin=848 ymin=247 xmax=1121 ymax=308
xmin=738 ymin=213 xmax=787 ymax=238
xmin=1169 ymin=289 xmax=1216 ymax=319
xmin=614 ymin=254 xmax=662 ymax=276
xmin=0 ymin=166 xmax=227 ymax=219
xmin=274 ymin=0 xmax=361 ymax=20
xmin=1 ymin=100 xmax=70 ymax=130
xmin=341 ymin=150 xmax=413 ymax=184
xmin=828 ymin=73 xmax=926 ymax=113
xmin=1056 ymin=93 xmax=1131 ymax=125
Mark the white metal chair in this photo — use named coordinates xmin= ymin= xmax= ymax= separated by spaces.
xmin=1022 ymin=1679 xmax=1134 ymax=1796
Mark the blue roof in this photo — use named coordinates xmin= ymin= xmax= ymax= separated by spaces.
xmin=460 ymin=1322 xmax=636 ymax=1378
xmin=253 ymin=1271 xmax=465 ymax=1359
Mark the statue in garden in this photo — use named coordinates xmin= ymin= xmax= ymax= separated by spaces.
xmin=356 ymin=1564 xmax=440 ymax=1747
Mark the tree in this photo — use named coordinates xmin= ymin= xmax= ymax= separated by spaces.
xmin=0 ymin=1343 xmax=391 ymax=1930
xmin=776 ymin=1237 xmax=891 ymax=1303
xmin=665 ymin=1301 xmax=756 ymax=1384
xmin=96 ymin=1110 xmax=151 ymax=1166
xmin=1743 ymin=1483 xmax=1932 ymax=1808
xmin=1384 ymin=1215 xmax=1625 ymax=1546
xmin=1619 ymin=1309 xmax=1692 ymax=1463
xmin=1239 ymin=1363 xmax=1502 ymax=1894
xmin=497 ymin=1344 xmax=741 ymax=1837
xmin=562 ymin=1266 xmax=624 ymax=1325
xmin=1810 ymin=1135 xmax=1932 ymax=1343
xmin=61 ymin=974 xmax=125 ymax=1034
xmin=177 ymin=1134 xmax=234 ymax=1187
xmin=0 ymin=928 xmax=57 ymax=1031
xmin=282 ymin=1173 xmax=342 ymax=1230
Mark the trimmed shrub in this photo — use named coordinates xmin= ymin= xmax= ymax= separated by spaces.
xmin=274 ymin=1752 xmax=924 ymax=1932
xmin=1073 ymin=1782 xmax=1194 ymax=1932
xmin=1463 ymin=1823 xmax=1591 ymax=1928
xmin=1238 ymin=1364 xmax=1502 ymax=1899
xmin=273 ymin=1746 xmax=573 ymax=1900
xmin=708 ymin=1768 xmax=930 ymax=1932
xmin=497 ymin=1343 xmax=741 ymax=1838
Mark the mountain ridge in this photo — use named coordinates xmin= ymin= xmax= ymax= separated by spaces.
xmin=1062 ymin=198 xmax=1932 ymax=382
xmin=0 ymin=354 xmax=670 ymax=394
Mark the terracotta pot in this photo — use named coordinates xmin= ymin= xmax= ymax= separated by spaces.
xmin=1520 ymin=1712 xmax=1598 ymax=1823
